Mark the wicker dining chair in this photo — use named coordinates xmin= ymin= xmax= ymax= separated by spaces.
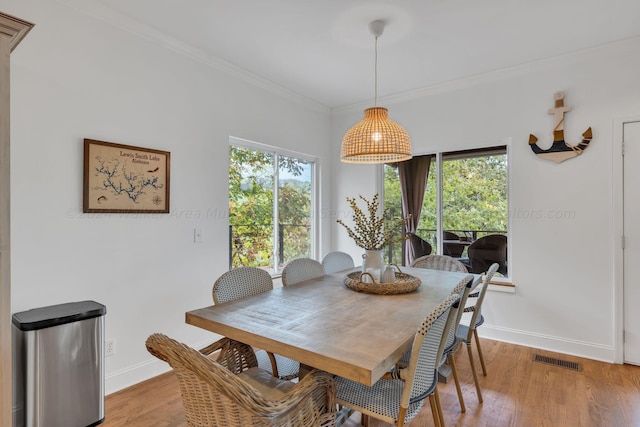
xmin=438 ymin=274 xmax=476 ymax=413
xmin=212 ymin=266 xmax=273 ymax=305
xmin=335 ymin=293 xmax=460 ymax=427
xmin=207 ymin=267 xmax=300 ymax=381
xmin=281 ymin=258 xmax=325 ymax=286
xmin=396 ymin=274 xmax=475 ymax=414
xmin=456 ymin=263 xmax=499 ymax=404
xmin=146 ymin=334 xmax=337 ymax=427
xmin=411 ymin=254 xmax=468 ymax=273
xmin=321 ymin=251 xmax=355 ymax=274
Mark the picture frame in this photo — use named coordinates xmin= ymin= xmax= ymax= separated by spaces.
xmin=83 ymin=139 xmax=170 ymax=213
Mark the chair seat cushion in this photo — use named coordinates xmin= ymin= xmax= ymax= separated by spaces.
xmin=335 ymin=376 xmax=424 ymax=424
xmin=237 ymin=367 xmax=295 ymax=400
xmin=255 ymin=349 xmax=300 ymax=380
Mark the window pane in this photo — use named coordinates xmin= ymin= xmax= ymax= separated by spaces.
xmin=228 ymin=145 xmax=274 ymax=270
xmin=419 ymin=166 xmax=437 ymax=249
xmin=383 ymin=164 xmax=403 ymax=265
xmin=442 ymin=153 xmax=508 ymax=272
xmin=229 ymin=144 xmax=315 ymax=274
xmin=278 ymin=156 xmax=312 ymax=269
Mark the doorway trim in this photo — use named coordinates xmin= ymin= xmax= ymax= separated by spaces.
xmin=0 ymin=11 xmax=34 ymax=425
xmin=612 ymin=115 xmax=640 ymax=363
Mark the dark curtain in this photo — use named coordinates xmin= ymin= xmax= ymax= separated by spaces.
xmin=398 ymin=155 xmax=432 ymax=266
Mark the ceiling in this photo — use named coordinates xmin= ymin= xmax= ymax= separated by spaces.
xmin=93 ymin=0 xmax=640 ymax=108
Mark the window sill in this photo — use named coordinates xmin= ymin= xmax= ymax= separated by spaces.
xmin=488 ymin=277 xmax=515 ymax=293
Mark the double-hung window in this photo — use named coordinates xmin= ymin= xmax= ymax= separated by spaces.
xmin=228 ymin=139 xmax=316 ymax=274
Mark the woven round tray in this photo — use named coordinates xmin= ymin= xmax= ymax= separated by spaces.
xmin=344 ymin=271 xmax=422 ymax=295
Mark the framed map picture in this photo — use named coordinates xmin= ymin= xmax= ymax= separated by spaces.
xmin=83 ymin=139 xmax=170 ymax=213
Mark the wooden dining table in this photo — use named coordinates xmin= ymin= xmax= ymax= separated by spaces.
xmin=186 ymin=267 xmax=479 ymax=387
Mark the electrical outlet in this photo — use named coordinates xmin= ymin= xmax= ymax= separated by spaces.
xmin=105 ymin=339 xmax=116 ymax=357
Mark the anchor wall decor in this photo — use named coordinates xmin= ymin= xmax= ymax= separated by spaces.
xmin=529 ymin=91 xmax=592 ymax=163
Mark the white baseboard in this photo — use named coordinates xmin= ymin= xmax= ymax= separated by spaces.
xmin=106 ymin=337 xmax=213 ymax=395
xmin=480 ymin=324 xmax=615 ymax=363
xmin=106 ymin=358 xmax=171 ymax=395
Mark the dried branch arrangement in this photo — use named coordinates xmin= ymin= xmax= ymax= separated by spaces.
xmin=337 ymin=194 xmax=410 ymax=250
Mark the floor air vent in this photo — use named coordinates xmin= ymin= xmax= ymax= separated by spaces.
xmin=532 ymin=354 xmax=582 ymax=371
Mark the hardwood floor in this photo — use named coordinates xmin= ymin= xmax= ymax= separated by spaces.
xmin=103 ymin=339 xmax=640 ymax=427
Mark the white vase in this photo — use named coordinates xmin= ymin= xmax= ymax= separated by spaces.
xmin=362 ymin=249 xmax=385 ymax=282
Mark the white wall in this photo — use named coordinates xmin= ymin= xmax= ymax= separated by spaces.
xmin=3 ymin=0 xmax=331 ymax=393
xmin=5 ymin=0 xmax=640 ymax=398
xmin=331 ymin=37 xmax=640 ymax=361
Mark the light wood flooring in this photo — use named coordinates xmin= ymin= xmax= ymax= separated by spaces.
xmin=103 ymin=338 xmax=640 ymax=427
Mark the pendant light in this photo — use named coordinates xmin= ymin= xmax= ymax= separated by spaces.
xmin=341 ymin=20 xmax=412 ymax=164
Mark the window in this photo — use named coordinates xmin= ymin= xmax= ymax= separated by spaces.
xmin=228 ymin=140 xmax=315 ymax=274
xmin=384 ymin=146 xmax=508 ymax=275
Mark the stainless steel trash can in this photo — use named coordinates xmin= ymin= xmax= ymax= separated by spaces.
xmin=12 ymin=301 xmax=106 ymax=427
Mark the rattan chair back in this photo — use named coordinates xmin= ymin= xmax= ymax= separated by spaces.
xmin=321 ymin=251 xmax=355 ymax=274
xmin=410 ymin=254 xmax=468 ymax=272
xmin=403 ymin=293 xmax=460 ymax=404
xmin=212 ymin=266 xmax=273 ymax=304
xmin=397 ymin=275 xmax=472 ymax=368
xmin=455 ymin=263 xmax=499 ymax=405
xmin=441 ymin=275 xmax=475 ymax=356
xmin=463 ymin=263 xmax=499 ymax=342
xmin=335 ymin=294 xmax=460 ymax=426
xmin=210 ymin=266 xmax=299 ymax=381
xmin=146 ymin=334 xmax=337 ymax=427
xmin=281 ymin=258 xmax=325 ymax=286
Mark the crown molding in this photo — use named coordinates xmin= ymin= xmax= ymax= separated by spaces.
xmin=333 ymin=35 xmax=640 ymax=116
xmin=56 ymin=0 xmax=330 ymax=115
xmin=0 ymin=12 xmax=34 ymax=52
xmin=52 ymin=1 xmax=640 ymax=117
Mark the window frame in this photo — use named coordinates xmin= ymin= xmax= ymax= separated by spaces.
xmin=229 ymin=136 xmax=319 ymax=273
xmin=382 ymin=143 xmax=510 ymax=278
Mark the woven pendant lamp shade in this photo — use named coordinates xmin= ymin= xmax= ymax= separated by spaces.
xmin=341 ymin=107 xmax=412 ymax=163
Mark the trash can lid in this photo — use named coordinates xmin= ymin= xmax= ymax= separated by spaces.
xmin=12 ymin=300 xmax=107 ymax=331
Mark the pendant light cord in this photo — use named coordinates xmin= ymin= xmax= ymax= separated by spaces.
xmin=374 ymin=35 xmax=378 ymax=107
